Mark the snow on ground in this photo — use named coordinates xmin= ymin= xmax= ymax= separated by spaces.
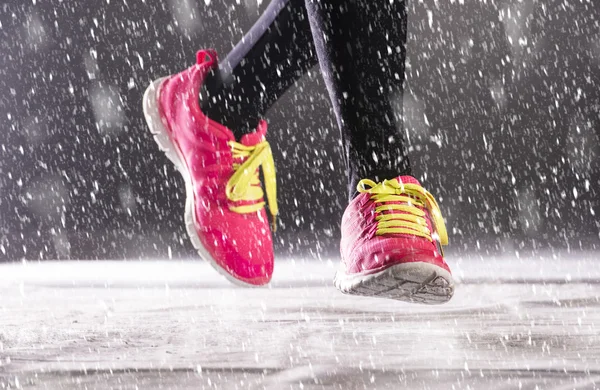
xmin=1 ymin=251 xmax=599 ymax=389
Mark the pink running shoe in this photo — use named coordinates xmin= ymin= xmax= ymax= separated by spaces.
xmin=142 ymin=50 xmax=277 ymax=286
xmin=335 ymin=176 xmax=454 ymax=304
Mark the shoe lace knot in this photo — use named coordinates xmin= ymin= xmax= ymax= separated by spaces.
xmin=357 ymin=178 xmax=448 ymax=246
xmin=225 ymin=140 xmax=278 ymax=231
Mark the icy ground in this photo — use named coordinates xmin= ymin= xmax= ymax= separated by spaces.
xmin=1 ymin=252 xmax=599 ymax=389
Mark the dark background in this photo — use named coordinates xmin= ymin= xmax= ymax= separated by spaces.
xmin=1 ymin=0 xmax=599 ymax=261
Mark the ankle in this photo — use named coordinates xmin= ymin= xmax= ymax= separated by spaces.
xmin=199 ymin=71 xmax=260 ymax=139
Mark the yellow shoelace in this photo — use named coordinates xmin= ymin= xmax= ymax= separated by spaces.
xmin=357 ymin=178 xmax=448 ymax=246
xmin=225 ymin=140 xmax=278 ymax=231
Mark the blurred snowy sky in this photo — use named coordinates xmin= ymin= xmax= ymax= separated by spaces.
xmin=0 ymin=0 xmax=599 ymax=260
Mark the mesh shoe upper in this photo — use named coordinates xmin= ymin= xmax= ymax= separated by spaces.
xmin=340 ymin=175 xmax=451 ymax=276
xmin=157 ymin=50 xmax=276 ymax=285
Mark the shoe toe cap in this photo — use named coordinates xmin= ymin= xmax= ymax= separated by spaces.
xmin=199 ymin=217 xmax=274 ymax=285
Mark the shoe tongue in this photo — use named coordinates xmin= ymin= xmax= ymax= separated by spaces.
xmin=395 ymin=175 xmax=421 ymax=186
xmin=240 ymin=120 xmax=268 ymax=146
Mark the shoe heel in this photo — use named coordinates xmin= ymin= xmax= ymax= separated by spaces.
xmin=142 ymin=77 xmax=186 ymax=173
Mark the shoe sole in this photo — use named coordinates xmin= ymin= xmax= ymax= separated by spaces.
xmin=142 ymin=77 xmax=262 ymax=288
xmin=334 ymin=262 xmax=455 ymax=304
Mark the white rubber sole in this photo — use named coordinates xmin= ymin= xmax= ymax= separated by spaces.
xmin=334 ymin=262 xmax=455 ymax=304
xmin=142 ymin=77 xmax=260 ymax=288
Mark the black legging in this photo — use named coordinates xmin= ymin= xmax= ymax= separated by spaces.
xmin=202 ymin=0 xmax=411 ymax=200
